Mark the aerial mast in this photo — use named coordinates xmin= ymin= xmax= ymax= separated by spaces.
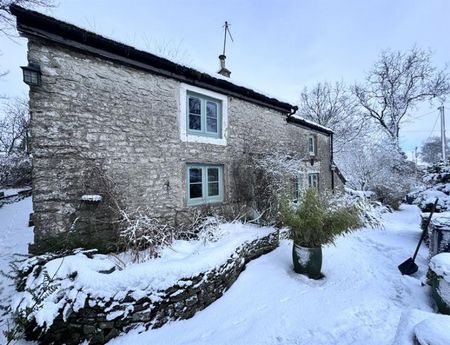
xmin=218 ymin=21 xmax=233 ymax=78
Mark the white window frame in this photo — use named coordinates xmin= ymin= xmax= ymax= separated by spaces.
xmin=180 ymin=83 xmax=228 ymax=145
xmin=308 ymin=172 xmax=319 ymax=190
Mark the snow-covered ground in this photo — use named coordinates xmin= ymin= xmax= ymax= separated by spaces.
xmin=0 ymin=188 xmax=30 ymax=197
xmin=0 ymin=197 xmax=33 ymax=345
xmin=0 ymin=201 xmax=440 ymax=345
xmin=109 ymin=205 xmax=434 ymax=345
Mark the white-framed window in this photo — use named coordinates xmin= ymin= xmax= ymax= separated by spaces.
xmin=308 ymin=135 xmax=316 ymax=156
xmin=187 ymin=164 xmax=224 ymax=205
xmin=308 ymin=173 xmax=319 ymax=190
xmin=180 ymin=83 xmax=228 ymax=145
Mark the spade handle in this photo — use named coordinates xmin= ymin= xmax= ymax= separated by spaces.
xmin=412 ymin=198 xmax=438 ymax=261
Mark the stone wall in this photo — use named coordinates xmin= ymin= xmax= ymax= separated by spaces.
xmin=27 ymin=38 xmax=333 ymax=252
xmin=23 ymin=231 xmax=279 ymax=344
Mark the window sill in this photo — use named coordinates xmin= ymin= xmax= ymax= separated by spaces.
xmin=181 ymin=133 xmax=227 ymax=146
xmin=187 ymin=199 xmax=225 ymax=207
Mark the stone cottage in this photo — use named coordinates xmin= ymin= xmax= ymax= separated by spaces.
xmin=12 ymin=5 xmax=341 ymax=254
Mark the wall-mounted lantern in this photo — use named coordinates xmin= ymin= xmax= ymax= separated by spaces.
xmin=21 ymin=63 xmax=41 ymax=86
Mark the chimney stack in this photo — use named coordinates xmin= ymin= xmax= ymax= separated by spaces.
xmin=218 ymin=54 xmax=231 ymax=78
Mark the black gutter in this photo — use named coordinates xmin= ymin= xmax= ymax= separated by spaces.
xmin=330 ymin=133 xmax=335 ymax=190
xmin=11 ymin=4 xmax=297 ymax=115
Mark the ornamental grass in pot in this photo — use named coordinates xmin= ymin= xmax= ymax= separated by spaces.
xmin=281 ymin=188 xmax=361 ymax=279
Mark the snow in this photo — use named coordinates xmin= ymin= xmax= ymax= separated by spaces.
xmin=430 ymin=253 xmax=450 ymax=282
xmin=293 ymin=244 xmax=310 ymax=265
xmin=108 ymin=205 xmax=435 ymax=345
xmin=392 ymin=309 xmax=450 ymax=345
xmin=415 ymin=317 xmax=450 ymax=345
xmin=80 ymin=194 xmax=103 ymax=202
xmin=430 ymin=212 xmax=450 ymax=228
xmin=11 ymin=223 xmax=276 ymax=328
xmin=0 ymin=197 xmax=33 ymax=344
xmin=1 ymin=200 xmax=446 ymax=345
xmin=289 ymin=114 xmax=334 ymax=132
xmin=0 ymin=188 xmax=30 ymax=197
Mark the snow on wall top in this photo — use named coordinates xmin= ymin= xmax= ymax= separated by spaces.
xmin=12 ymin=223 xmax=276 ymax=328
xmin=430 ymin=253 xmax=450 ymax=282
xmin=80 ymin=194 xmax=103 ymax=202
xmin=430 ymin=212 xmax=450 ymax=228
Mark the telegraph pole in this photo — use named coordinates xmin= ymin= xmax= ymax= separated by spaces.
xmin=440 ymin=105 xmax=446 ymax=161
xmin=414 ymin=146 xmax=418 ymax=180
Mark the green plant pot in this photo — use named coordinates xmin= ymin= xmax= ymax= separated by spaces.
xmin=292 ymin=243 xmax=323 ymax=279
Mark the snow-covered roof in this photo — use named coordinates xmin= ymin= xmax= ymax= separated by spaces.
xmin=288 ymin=115 xmax=333 ymax=134
xmin=11 ymin=5 xmax=334 ymax=135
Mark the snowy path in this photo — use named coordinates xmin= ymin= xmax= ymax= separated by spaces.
xmin=109 ymin=205 xmax=434 ymax=345
xmin=0 ymin=197 xmax=33 ymax=344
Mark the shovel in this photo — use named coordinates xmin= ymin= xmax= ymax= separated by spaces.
xmin=398 ymin=198 xmax=439 ymax=275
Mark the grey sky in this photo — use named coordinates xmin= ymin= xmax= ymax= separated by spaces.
xmin=1 ymin=0 xmax=449 ymax=156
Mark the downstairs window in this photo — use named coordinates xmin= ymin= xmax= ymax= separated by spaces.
xmin=187 ymin=164 xmax=224 ymax=205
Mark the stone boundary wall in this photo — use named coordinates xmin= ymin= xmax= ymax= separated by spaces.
xmin=25 ymin=231 xmax=279 ymax=344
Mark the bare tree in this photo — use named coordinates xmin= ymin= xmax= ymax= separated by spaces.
xmin=298 ymin=81 xmax=366 ymax=152
xmin=0 ymin=97 xmax=29 ymax=155
xmin=0 ymin=0 xmax=54 ymax=35
xmin=420 ymin=136 xmax=449 ymax=164
xmin=354 ymin=47 xmax=450 ymax=142
xmin=0 ymin=0 xmax=55 ymax=83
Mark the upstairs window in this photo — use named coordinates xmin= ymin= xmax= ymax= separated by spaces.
xmin=187 ymin=164 xmax=224 ymax=205
xmin=308 ymin=135 xmax=317 ymax=156
xmin=308 ymin=173 xmax=319 ymax=190
xmin=187 ymin=92 xmax=222 ymax=138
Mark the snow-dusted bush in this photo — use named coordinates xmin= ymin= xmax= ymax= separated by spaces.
xmin=188 ymin=211 xmax=227 ymax=244
xmin=118 ymin=207 xmax=235 ymax=262
xmin=412 ymin=161 xmax=450 ymax=212
xmin=232 ymin=152 xmax=305 ymax=224
xmin=118 ymin=209 xmax=178 ymax=262
xmin=0 ymin=152 xmax=31 ymax=188
xmin=336 ymin=135 xmax=416 ymax=209
xmin=335 ymin=188 xmax=385 ymax=229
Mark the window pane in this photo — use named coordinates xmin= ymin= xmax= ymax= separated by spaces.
xmin=189 ymin=97 xmax=201 ymax=114
xmin=208 ymin=168 xmax=219 ymax=182
xmin=190 ymin=183 xmax=203 ymax=198
xmin=309 ymin=137 xmax=314 ymax=153
xmin=189 ymin=114 xmax=201 ymax=130
xmin=207 ymin=102 xmax=217 ymax=118
xmin=189 ymin=168 xmax=202 ymax=183
xmin=208 ymin=182 xmax=219 ymax=196
xmin=207 ymin=117 xmax=218 ymax=133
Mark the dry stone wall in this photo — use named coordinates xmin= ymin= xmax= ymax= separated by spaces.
xmin=23 ymin=231 xmax=279 ymax=344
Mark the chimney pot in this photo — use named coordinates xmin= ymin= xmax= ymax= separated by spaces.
xmin=218 ymin=54 xmax=231 ymax=78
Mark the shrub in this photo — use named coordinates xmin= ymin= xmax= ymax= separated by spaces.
xmin=0 ymin=153 xmax=31 ymax=188
xmin=281 ymin=188 xmax=361 ymax=247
